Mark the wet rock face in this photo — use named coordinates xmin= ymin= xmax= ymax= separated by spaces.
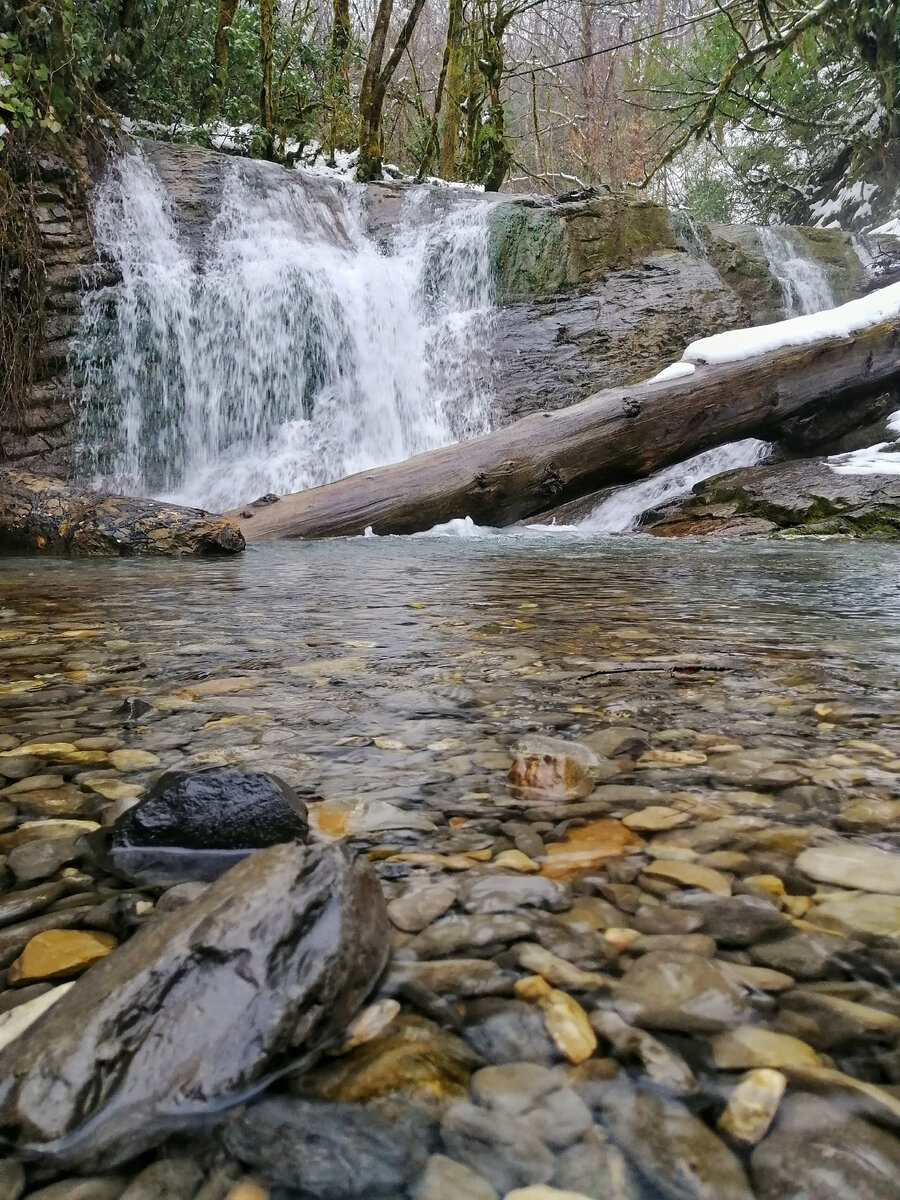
xmin=646 ymin=458 xmax=900 ymax=540
xmin=97 ymin=766 xmax=310 ymax=884
xmin=0 ymin=841 xmax=390 ymax=1170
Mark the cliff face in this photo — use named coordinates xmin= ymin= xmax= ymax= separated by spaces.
xmin=2 ymin=138 xmax=877 ymax=480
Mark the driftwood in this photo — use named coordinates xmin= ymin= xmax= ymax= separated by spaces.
xmin=0 ymin=469 xmax=245 ymax=556
xmin=235 ymin=319 xmax=900 ymax=540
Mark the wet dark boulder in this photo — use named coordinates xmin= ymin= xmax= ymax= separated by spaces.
xmin=91 ymin=766 xmax=310 ymax=884
xmin=224 ymin=1095 xmax=431 ymax=1198
xmin=0 ymin=841 xmax=390 ymax=1170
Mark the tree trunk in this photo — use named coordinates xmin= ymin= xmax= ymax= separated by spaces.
xmin=357 ymin=0 xmax=428 ymax=180
xmin=203 ymin=0 xmax=240 ymax=120
xmin=1 ymin=470 xmax=245 ymax=557
xmin=259 ymin=0 xmax=276 ymax=157
xmin=326 ymin=0 xmax=352 ymax=161
xmin=233 ymin=320 xmax=900 ymax=540
xmin=439 ymin=0 xmax=465 ymax=179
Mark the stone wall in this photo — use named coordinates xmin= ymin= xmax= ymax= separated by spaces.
xmin=0 ymin=145 xmax=100 ymax=477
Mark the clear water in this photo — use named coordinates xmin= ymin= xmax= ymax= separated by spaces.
xmin=75 ymin=150 xmax=496 ymax=511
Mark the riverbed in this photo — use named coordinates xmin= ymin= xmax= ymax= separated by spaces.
xmin=1 ymin=536 xmax=899 ymax=1197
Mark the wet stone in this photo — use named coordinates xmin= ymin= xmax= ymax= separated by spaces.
xmin=717 ymin=1068 xmax=785 ymax=1145
xmin=412 ymin=1155 xmax=498 ymax=1200
xmin=387 ymin=881 xmax=457 ymax=932
xmin=117 ymin=1157 xmax=205 ymax=1200
xmin=670 ymin=892 xmax=790 ymax=946
xmin=457 ymin=873 xmax=569 ymax=914
xmin=8 ymin=928 xmax=117 ymax=985
xmin=470 ymin=1063 xmax=593 ymax=1147
xmin=749 ymin=930 xmax=854 ymax=980
xmin=225 ymin=1095 xmax=431 ymax=1198
xmin=630 ymin=906 xmax=705 ymax=936
xmin=23 ymin=1179 xmax=125 ymax=1200
xmin=551 ymin=1127 xmax=642 ymax=1200
xmin=463 ymin=998 xmax=560 ymax=1065
xmin=614 ymin=951 xmax=755 ymax=1033
xmin=795 ymin=841 xmax=900 ymax=895
xmin=440 ymin=1100 xmax=555 ymax=1195
xmin=8 ymin=837 xmax=81 ymax=884
xmin=0 ymin=1162 xmax=24 ymax=1200
xmin=96 ymin=766 xmax=310 ymax=885
xmin=407 ymin=913 xmax=533 ymax=959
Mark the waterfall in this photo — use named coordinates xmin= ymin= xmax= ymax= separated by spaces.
xmin=758 ymin=227 xmax=835 ymax=316
xmin=75 ymin=149 xmax=496 ymax=511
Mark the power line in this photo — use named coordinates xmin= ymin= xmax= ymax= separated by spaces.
xmin=506 ymin=2 xmax=741 ymax=79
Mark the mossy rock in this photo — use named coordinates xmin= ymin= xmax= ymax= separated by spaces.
xmin=490 ymin=194 xmax=675 ymax=301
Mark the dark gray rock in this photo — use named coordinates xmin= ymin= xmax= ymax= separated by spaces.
xmin=631 ymin=906 xmax=706 ymax=936
xmin=0 ymin=842 xmax=389 ymax=1169
xmin=671 ymin=893 xmax=790 ymax=946
xmin=117 ymin=1158 xmax=204 ymax=1200
xmin=7 ymin=838 xmax=81 ymax=884
xmin=750 ymin=931 xmax=854 ymax=980
xmin=91 ymin=766 xmax=309 ymax=885
xmin=595 ymin=1079 xmax=754 ymax=1200
xmin=463 ymin=999 xmax=560 ymax=1065
xmin=407 ymin=914 xmax=533 ymax=959
xmin=224 ymin=1096 xmax=430 ymax=1198
xmin=440 ymin=1100 xmax=555 ymax=1194
xmin=0 ymin=881 xmax=69 ymax=928
xmin=751 ymin=1094 xmax=900 ymax=1200
xmin=470 ymin=1063 xmax=593 ymax=1148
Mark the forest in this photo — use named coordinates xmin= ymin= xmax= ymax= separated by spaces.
xmin=2 ymin=0 xmax=899 ymax=222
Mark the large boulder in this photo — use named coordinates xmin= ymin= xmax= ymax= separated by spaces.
xmin=0 ymin=468 xmax=244 ymax=556
xmin=91 ymin=766 xmax=311 ymax=884
xmin=0 ymin=841 xmax=390 ymax=1169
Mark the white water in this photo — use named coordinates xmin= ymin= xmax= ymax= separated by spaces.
xmin=758 ymin=227 xmax=835 ymax=316
xmin=76 ymin=150 xmax=496 ymax=511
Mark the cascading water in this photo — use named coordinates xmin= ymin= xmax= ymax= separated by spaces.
xmin=758 ymin=226 xmax=835 ymax=316
xmin=75 ymin=149 xmax=496 ymax=511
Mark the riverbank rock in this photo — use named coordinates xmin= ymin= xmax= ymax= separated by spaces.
xmin=0 ymin=841 xmax=390 ymax=1169
xmin=92 ymin=766 xmax=310 ymax=884
xmin=645 ymin=459 xmax=900 ymax=539
xmin=0 ymin=468 xmax=245 ymax=556
xmin=613 ymin=951 xmax=755 ymax=1033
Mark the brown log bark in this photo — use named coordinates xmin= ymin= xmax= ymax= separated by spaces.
xmin=233 ymin=319 xmax=900 ymax=541
xmin=1 ymin=470 xmax=245 ymax=557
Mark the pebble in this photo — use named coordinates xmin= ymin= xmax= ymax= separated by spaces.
xmin=505 ymin=1189 xmax=595 ymax=1200
xmin=711 ymin=1026 xmax=823 ymax=1070
xmin=622 ymin=806 xmax=689 ymax=831
xmin=637 ymin=749 xmax=707 ymax=766
xmin=457 ymin=873 xmax=569 ymax=914
xmin=0 ymin=983 xmax=75 ymax=1053
xmin=641 ymin=860 xmax=732 ymax=895
xmin=387 ymin=881 xmax=457 ymax=933
xmin=338 ymin=998 xmax=400 ymax=1052
xmin=463 ymin=999 xmax=560 ymax=1066
xmin=510 ymin=943 xmax=613 ymax=992
xmin=749 ymin=930 xmax=851 ymax=979
xmin=614 ymin=951 xmax=754 ymax=1033
xmin=551 ymin=1126 xmax=641 ymax=1200
xmin=627 ymin=933 xmax=717 ymax=958
xmin=7 ymin=837 xmax=81 ymax=884
xmin=514 ymin=977 xmax=597 ymax=1064
xmin=590 ymin=1009 xmax=697 ymax=1095
xmin=493 ymin=850 xmax=539 ymax=873
xmin=440 ymin=1102 xmax=554 ymax=1195
xmin=0 ymin=880 xmax=69 ymax=928
xmin=470 ymin=1063 xmax=593 ymax=1147
xmin=407 ymin=913 xmax=534 ymax=958
xmin=795 ymin=841 xmax=900 ymax=895
xmin=392 ymin=958 xmax=517 ymax=997
xmin=583 ymin=727 xmax=650 ymax=758
xmin=0 ymin=1161 xmax=24 ymax=1200
xmin=811 ymin=890 xmax=900 ymax=938
xmin=118 ymin=1157 xmax=204 ymax=1200
xmin=0 ymin=774 xmax=65 ymax=795
xmin=412 ymin=1155 xmax=498 ymax=1200
xmin=23 ymin=1179 xmax=125 ymax=1200
xmin=507 ymin=754 xmax=593 ymax=801
xmin=670 ymin=893 xmax=789 ymax=946
xmin=717 ymin=1068 xmax=785 ymax=1144
xmin=8 ymin=928 xmax=118 ymax=984
xmin=540 ymin=820 xmax=643 ymax=879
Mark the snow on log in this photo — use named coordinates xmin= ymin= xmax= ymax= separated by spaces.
xmin=235 ymin=309 xmax=900 ymax=541
xmin=0 ymin=469 xmax=245 ymax=556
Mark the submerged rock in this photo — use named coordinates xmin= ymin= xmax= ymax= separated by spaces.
xmin=92 ymin=766 xmax=310 ymax=884
xmin=0 ymin=841 xmax=390 ymax=1169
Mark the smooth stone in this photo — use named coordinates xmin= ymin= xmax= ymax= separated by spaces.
xmin=779 ymin=1063 xmax=900 ymax=1125
xmin=750 ymin=1095 xmax=900 ymax=1200
xmin=470 ymin=1063 xmax=593 ymax=1148
xmin=508 ymin=754 xmax=594 ymax=801
xmin=7 ymin=838 xmax=81 ymax=883
xmin=622 ymin=807 xmax=689 ymax=832
xmin=407 ymin=914 xmax=534 ymax=958
xmin=627 ymin=934 xmax=716 ymax=958
xmin=711 ymin=1026 xmax=823 ymax=1070
xmin=1 ymin=774 xmax=65 ymax=795
xmin=338 ymin=998 xmax=401 ymax=1052
xmin=512 ymin=736 xmax=608 ymax=776
xmin=106 ymin=750 xmax=160 ymax=772
xmin=14 ymin=785 xmax=97 ymax=818
xmin=306 ymin=1014 xmax=479 ymax=1107
xmin=811 ymin=890 xmax=900 ymax=938
xmin=153 ymin=881 xmax=209 ymax=914
xmin=670 ymin=893 xmax=790 ymax=946
xmin=0 ymin=1161 xmax=24 ymax=1200
xmin=510 ymin=943 xmax=614 ymax=992
xmin=23 ymin=1178 xmax=126 ymax=1200
xmin=630 ymin=907 xmax=705 ymax=936
xmin=541 ymin=820 xmax=644 ymax=879
xmin=837 ymin=798 xmax=900 ymax=829
xmin=796 ymin=841 xmax=900 ymax=895
xmin=346 ymin=800 xmax=437 ymax=835
xmin=778 ymin=988 xmax=900 ymax=1046
xmin=493 ymin=850 xmax=540 ymax=873
xmin=458 ymin=873 xmax=569 ymax=915
xmin=8 ymin=929 xmax=117 ymax=985
xmin=595 ymin=1080 xmax=754 ymax=1200
xmin=505 ymin=1190 xmax=594 ymax=1200
xmin=0 ymin=981 xmax=54 ymax=1014
xmin=0 ymin=906 xmax=102 ymax=970
xmin=391 ymin=958 xmax=517 ymax=997
xmin=117 ymin=1157 xmax=204 ymax=1200
xmin=718 ymin=962 xmax=794 ymax=992
xmin=749 ymin=931 xmax=852 ymax=979
xmin=387 ymin=882 xmax=458 ymax=933
xmin=614 ymin=951 xmax=754 ymax=1033
xmin=551 ymin=1126 xmax=642 ymax=1200
xmin=0 ymin=842 xmax=389 ymax=1169
xmin=583 ymin=728 xmax=650 ymax=759
xmin=718 ymin=1069 xmax=785 ymax=1145
xmin=440 ymin=1101 xmax=555 ymax=1195
xmin=641 ymin=861 xmax=731 ymax=895
xmin=0 ymin=881 xmax=69 ymax=929
xmin=463 ymin=999 xmax=560 ymax=1066
xmin=412 ymin=1155 xmax=498 ymax=1200
xmin=590 ymin=1009 xmax=696 ymax=1096
xmin=225 ymin=1095 xmax=430 ymax=1198
xmin=0 ymin=983 xmax=75 ymax=1054
xmin=95 ymin=766 xmax=310 ymax=885
xmin=516 ymin=978 xmax=597 ymax=1063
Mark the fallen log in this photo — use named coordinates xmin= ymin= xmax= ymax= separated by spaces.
xmin=234 ymin=319 xmax=900 ymax=540
xmin=0 ymin=469 xmax=245 ymax=556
